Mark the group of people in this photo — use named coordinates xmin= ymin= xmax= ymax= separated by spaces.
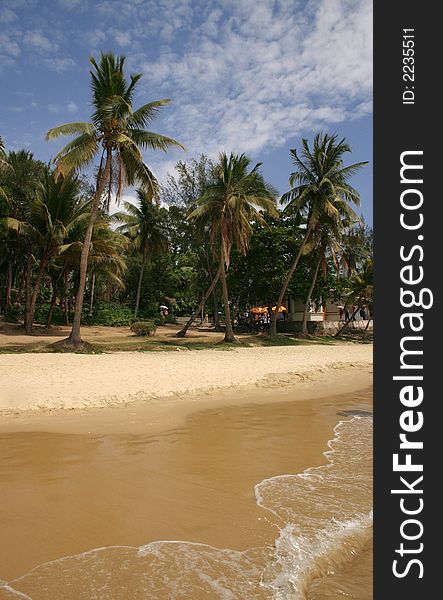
xmin=339 ymin=305 xmax=371 ymax=322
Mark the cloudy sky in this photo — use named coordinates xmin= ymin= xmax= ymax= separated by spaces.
xmin=0 ymin=0 xmax=373 ymax=222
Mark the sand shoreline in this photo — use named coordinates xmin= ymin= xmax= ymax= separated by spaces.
xmin=0 ymin=344 xmax=372 ymax=416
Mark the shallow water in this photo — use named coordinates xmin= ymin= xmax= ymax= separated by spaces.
xmin=0 ymin=386 xmax=372 ymax=599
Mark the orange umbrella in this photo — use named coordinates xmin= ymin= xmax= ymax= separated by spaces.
xmin=250 ymin=306 xmax=268 ymax=314
xmin=271 ymin=305 xmax=287 ymax=312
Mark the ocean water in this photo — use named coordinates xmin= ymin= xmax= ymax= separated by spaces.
xmin=0 ymin=413 xmax=372 ymax=599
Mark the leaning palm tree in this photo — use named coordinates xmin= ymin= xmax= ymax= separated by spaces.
xmin=114 ymin=189 xmax=168 ymax=318
xmin=300 ymin=214 xmax=352 ymax=336
xmin=269 ymin=133 xmax=367 ymax=336
xmin=0 ymin=136 xmax=10 ymax=201
xmin=188 ymin=152 xmax=278 ymax=343
xmin=335 ymin=259 xmax=373 ymax=337
xmin=25 ymin=173 xmax=85 ymax=333
xmin=46 ymin=52 xmax=183 ymax=347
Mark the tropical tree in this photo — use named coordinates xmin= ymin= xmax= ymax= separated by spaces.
xmin=188 ymin=152 xmax=278 ymax=342
xmin=269 ymin=133 xmax=367 ymax=336
xmin=335 ymin=259 xmax=373 ymax=337
xmin=0 ymin=151 xmax=47 ymax=317
xmin=0 ymin=136 xmax=11 ymax=201
xmin=46 ymin=51 xmax=183 ymax=346
xmin=19 ymin=173 xmax=86 ymax=333
xmin=114 ymin=189 xmax=168 ymax=318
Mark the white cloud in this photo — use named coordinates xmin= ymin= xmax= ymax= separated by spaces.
xmin=47 ymin=101 xmax=78 ymax=113
xmin=122 ymin=0 xmax=372 ymax=182
xmin=23 ymin=30 xmax=55 ymax=54
xmin=114 ymin=30 xmax=131 ymax=47
xmin=44 ymin=57 xmax=76 ymax=73
xmin=57 ymin=0 xmax=84 ymax=8
xmin=0 ymin=7 xmax=18 ymax=23
xmin=0 ymin=31 xmax=21 ymax=59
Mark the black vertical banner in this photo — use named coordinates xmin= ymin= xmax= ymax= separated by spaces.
xmin=374 ymin=2 xmax=440 ymax=598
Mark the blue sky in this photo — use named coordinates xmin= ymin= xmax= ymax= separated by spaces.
xmin=0 ymin=0 xmax=373 ymax=223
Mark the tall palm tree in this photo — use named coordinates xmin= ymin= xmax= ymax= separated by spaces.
xmin=24 ymin=173 xmax=85 ymax=333
xmin=114 ymin=189 xmax=168 ymax=318
xmin=300 ymin=214 xmax=352 ymax=335
xmin=0 ymin=151 xmax=47 ymax=318
xmin=188 ymin=152 xmax=278 ymax=343
xmin=335 ymin=259 xmax=373 ymax=337
xmin=269 ymin=133 xmax=367 ymax=336
xmin=46 ymin=52 xmax=183 ymax=346
xmin=0 ymin=136 xmax=11 ymax=201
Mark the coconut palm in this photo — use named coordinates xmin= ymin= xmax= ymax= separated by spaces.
xmin=0 ymin=151 xmax=47 ymax=317
xmin=114 ymin=189 xmax=168 ymax=318
xmin=188 ymin=152 xmax=278 ymax=342
xmin=46 ymin=51 xmax=183 ymax=346
xmin=269 ymin=133 xmax=367 ymax=336
xmin=23 ymin=173 xmax=86 ymax=333
xmin=335 ymin=259 xmax=373 ymax=337
xmin=300 ymin=214 xmax=351 ymax=336
xmin=0 ymin=136 xmax=11 ymax=201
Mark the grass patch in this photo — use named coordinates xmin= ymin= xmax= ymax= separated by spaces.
xmin=0 ymin=330 xmax=371 ymax=354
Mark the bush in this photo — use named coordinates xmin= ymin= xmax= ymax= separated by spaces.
xmin=164 ymin=314 xmax=178 ymax=325
xmin=4 ymin=305 xmax=24 ymax=324
xmin=153 ymin=315 xmax=165 ymax=326
xmin=34 ymin=303 xmax=71 ymax=326
xmin=85 ymin=302 xmax=134 ymax=326
xmin=130 ymin=320 xmax=157 ymax=336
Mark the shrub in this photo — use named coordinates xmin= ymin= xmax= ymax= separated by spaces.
xmin=85 ymin=302 xmax=133 ymax=326
xmin=164 ymin=314 xmax=178 ymax=325
xmin=153 ymin=315 xmax=165 ymax=326
xmin=4 ymin=305 xmax=24 ymax=324
xmin=130 ymin=320 xmax=157 ymax=336
xmin=34 ymin=304 xmax=71 ymax=326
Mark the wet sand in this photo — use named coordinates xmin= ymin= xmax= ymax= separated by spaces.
xmin=0 ymin=367 xmax=372 ymax=598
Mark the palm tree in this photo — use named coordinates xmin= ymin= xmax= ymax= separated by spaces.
xmin=188 ymin=152 xmax=278 ymax=343
xmin=46 ymin=52 xmax=183 ymax=346
xmin=300 ymin=214 xmax=352 ymax=336
xmin=114 ymin=189 xmax=168 ymax=318
xmin=335 ymin=259 xmax=373 ymax=337
xmin=1 ymin=153 xmax=49 ymax=322
xmin=0 ymin=136 xmax=11 ymax=201
xmin=269 ymin=133 xmax=367 ymax=336
xmin=23 ymin=173 xmax=85 ymax=333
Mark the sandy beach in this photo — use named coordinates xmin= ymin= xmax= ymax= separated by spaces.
xmin=0 ymin=343 xmax=372 ymax=415
xmin=0 ymin=344 xmax=373 ymax=598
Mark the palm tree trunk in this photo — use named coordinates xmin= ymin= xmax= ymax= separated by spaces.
xmin=213 ymin=291 xmax=221 ymax=331
xmin=134 ymin=261 xmax=145 ymax=319
xmin=89 ymin=273 xmax=96 ymax=317
xmin=219 ymin=250 xmax=236 ymax=343
xmin=176 ymin=265 xmax=221 ymax=338
xmin=47 ymin=283 xmax=58 ymax=328
xmin=335 ymin=305 xmax=360 ymax=337
xmin=301 ymin=257 xmax=321 ymax=336
xmin=68 ymin=152 xmax=111 ymax=346
xmin=23 ymin=250 xmax=32 ymax=330
xmin=5 ymin=262 xmax=12 ymax=311
xmin=362 ymin=317 xmax=372 ymax=340
xmin=26 ymin=259 xmax=47 ymax=335
xmin=270 ymin=223 xmax=313 ymax=336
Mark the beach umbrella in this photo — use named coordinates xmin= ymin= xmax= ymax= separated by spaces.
xmin=250 ymin=306 xmax=268 ymax=314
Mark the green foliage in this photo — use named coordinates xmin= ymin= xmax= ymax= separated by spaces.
xmin=164 ymin=314 xmax=178 ymax=324
xmin=85 ymin=301 xmax=134 ymax=326
xmin=130 ymin=320 xmax=157 ymax=336
xmin=34 ymin=304 xmax=69 ymax=326
xmin=4 ymin=305 xmax=24 ymax=324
